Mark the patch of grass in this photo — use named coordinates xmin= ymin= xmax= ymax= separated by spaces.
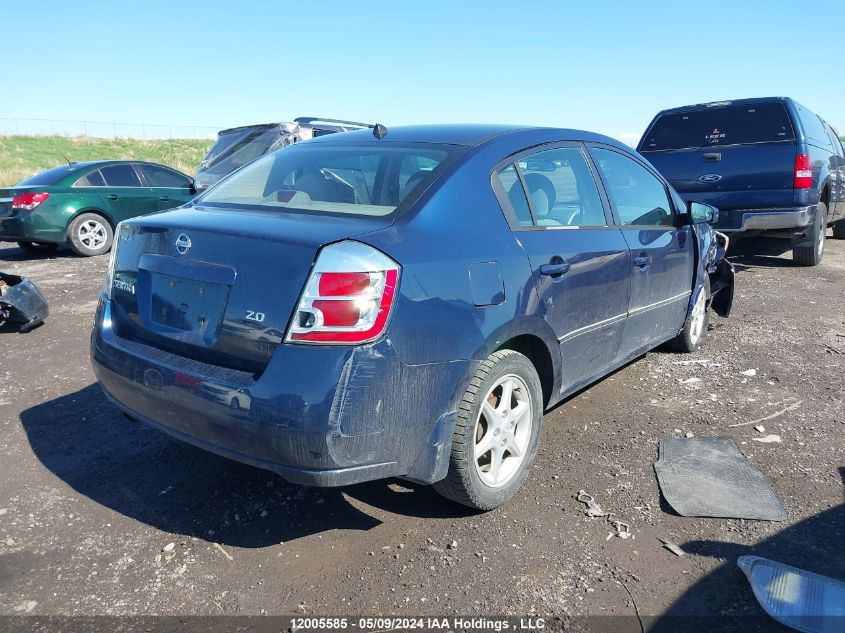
xmin=0 ymin=135 xmax=213 ymax=187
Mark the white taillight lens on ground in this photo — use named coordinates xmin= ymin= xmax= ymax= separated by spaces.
xmin=12 ymin=192 xmax=50 ymax=211
xmin=286 ymin=241 xmax=400 ymax=345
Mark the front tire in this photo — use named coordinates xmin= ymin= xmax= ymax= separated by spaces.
xmin=433 ymin=350 xmax=543 ymax=511
xmin=68 ymin=213 xmax=113 ymax=257
xmin=17 ymin=241 xmax=58 ymax=253
xmin=793 ymin=201 xmax=826 ymax=266
xmin=666 ymin=281 xmax=709 ymax=353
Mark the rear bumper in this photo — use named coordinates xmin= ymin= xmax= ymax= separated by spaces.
xmin=90 ymin=297 xmax=472 ymax=487
xmin=0 ymin=212 xmax=66 ymax=244
xmin=713 ymin=205 xmax=816 ymax=233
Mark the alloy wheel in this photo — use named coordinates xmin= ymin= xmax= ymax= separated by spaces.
xmin=77 ymin=219 xmax=108 ymax=250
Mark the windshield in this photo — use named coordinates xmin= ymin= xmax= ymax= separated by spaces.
xmin=201 ymin=126 xmax=282 ymax=174
xmin=198 ymin=142 xmax=459 ymax=217
xmin=641 ymin=103 xmax=795 ymax=151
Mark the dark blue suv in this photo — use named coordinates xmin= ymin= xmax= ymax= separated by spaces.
xmin=91 ymin=125 xmax=733 ymax=510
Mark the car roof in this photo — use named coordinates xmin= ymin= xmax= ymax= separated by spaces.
xmin=306 ymin=124 xmax=626 ymax=148
xmin=653 ymin=96 xmax=793 ymax=116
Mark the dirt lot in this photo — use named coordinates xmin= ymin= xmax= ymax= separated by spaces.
xmin=0 ymin=236 xmax=842 ymax=632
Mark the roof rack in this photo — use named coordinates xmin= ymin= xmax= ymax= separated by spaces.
xmin=294 ymin=117 xmax=374 ymax=129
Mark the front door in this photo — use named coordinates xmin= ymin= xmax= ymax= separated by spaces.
xmin=493 ymin=144 xmax=631 ymax=393
xmin=589 ymin=146 xmax=695 ymax=356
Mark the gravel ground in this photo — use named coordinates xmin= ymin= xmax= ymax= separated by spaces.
xmin=0 ymin=235 xmax=842 ymax=632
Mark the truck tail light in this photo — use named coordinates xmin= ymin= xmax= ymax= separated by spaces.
xmin=794 ymin=154 xmax=812 ymax=189
xmin=12 ymin=192 xmax=50 ymax=211
xmin=286 ymin=241 xmax=400 ymax=345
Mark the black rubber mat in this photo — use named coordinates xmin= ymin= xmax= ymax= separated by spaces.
xmin=654 ymin=437 xmax=787 ymax=521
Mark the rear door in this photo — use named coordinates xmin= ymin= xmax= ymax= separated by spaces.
xmin=492 ymin=143 xmax=631 ymax=392
xmin=639 ymin=102 xmax=796 ymax=210
xmin=135 ymin=164 xmax=196 ymax=210
xmin=589 ymin=145 xmax=695 ymax=356
xmin=98 ymin=164 xmax=159 ymax=221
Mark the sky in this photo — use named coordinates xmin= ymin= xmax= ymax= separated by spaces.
xmin=3 ymin=0 xmax=844 ymax=144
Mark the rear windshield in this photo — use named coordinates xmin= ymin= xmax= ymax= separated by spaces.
xmin=15 ymin=165 xmax=74 ymax=186
xmin=201 ymin=126 xmax=281 ymax=173
xmin=641 ymin=103 xmax=795 ymax=151
xmin=198 ymin=142 xmax=460 ymax=217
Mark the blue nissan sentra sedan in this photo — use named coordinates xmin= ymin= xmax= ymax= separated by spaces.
xmin=91 ymin=124 xmax=734 ymax=510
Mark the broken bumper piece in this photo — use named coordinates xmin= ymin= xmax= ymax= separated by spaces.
xmin=0 ymin=272 xmax=49 ymax=332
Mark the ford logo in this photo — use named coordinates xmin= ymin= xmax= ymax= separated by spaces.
xmin=175 ymin=233 xmax=192 ymax=255
xmin=699 ymin=173 xmax=722 ymax=183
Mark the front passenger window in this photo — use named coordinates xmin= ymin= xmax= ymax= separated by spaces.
xmin=592 ymin=148 xmax=674 ymax=227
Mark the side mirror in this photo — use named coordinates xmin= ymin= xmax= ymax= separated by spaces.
xmin=688 ymin=201 xmax=719 ymax=224
xmin=188 ymin=181 xmax=197 ymax=195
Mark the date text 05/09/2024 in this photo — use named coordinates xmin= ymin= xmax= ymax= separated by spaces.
xmin=289 ymin=617 xmax=547 ymax=631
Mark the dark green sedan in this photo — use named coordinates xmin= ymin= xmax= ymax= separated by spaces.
xmin=0 ymin=160 xmax=196 ymax=256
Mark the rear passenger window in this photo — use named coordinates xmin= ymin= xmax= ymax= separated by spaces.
xmin=592 ymin=148 xmax=674 ymax=227
xmin=75 ymin=170 xmax=106 ymax=187
xmin=495 ymin=164 xmax=533 ymax=227
xmin=100 ymin=164 xmax=142 ymax=187
xmin=137 ymin=164 xmax=191 ymax=188
xmin=494 ymin=146 xmax=606 ymax=228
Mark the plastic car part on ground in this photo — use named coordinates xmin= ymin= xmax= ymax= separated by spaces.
xmin=0 ymin=272 xmax=49 ymax=332
xmin=653 ymin=436 xmax=787 ymax=521
xmin=738 ymin=555 xmax=845 ymax=633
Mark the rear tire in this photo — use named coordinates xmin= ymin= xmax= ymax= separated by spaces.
xmin=17 ymin=241 xmax=58 ymax=253
xmin=666 ymin=280 xmax=709 ymax=353
xmin=832 ymin=219 xmax=845 ymax=240
xmin=793 ymin=201 xmax=826 ymax=266
xmin=68 ymin=213 xmax=113 ymax=257
xmin=433 ymin=350 xmax=543 ymax=511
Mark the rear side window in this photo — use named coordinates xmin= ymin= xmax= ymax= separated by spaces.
xmin=137 ymin=164 xmax=191 ymax=188
xmin=641 ymin=103 xmax=795 ymax=151
xmin=199 ymin=143 xmax=459 ymax=217
xmin=494 ymin=146 xmax=606 ymax=228
xmin=794 ymin=103 xmax=832 ymax=150
xmin=592 ymin=148 xmax=674 ymax=227
xmin=100 ymin=164 xmax=142 ymax=187
xmin=75 ymin=170 xmax=106 ymax=187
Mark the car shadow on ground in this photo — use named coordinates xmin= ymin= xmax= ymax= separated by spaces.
xmin=0 ymin=242 xmax=74 ymax=261
xmin=19 ymin=384 xmax=476 ymax=549
xmin=648 ymin=467 xmax=845 ymax=632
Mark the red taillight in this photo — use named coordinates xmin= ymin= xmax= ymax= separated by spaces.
xmin=286 ymin=242 xmax=400 ymax=345
xmin=12 ymin=192 xmax=50 ymax=211
xmin=794 ymin=154 xmax=812 ymax=189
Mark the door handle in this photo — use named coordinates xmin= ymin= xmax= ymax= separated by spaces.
xmin=539 ymin=262 xmax=570 ymax=277
xmin=106 ymin=194 xmax=120 ymax=201
xmin=159 ymin=196 xmax=171 ymax=201
xmin=633 ymin=254 xmax=652 ymax=270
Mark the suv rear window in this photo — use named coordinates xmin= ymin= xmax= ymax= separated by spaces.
xmin=198 ymin=143 xmax=460 ymax=217
xmin=641 ymin=103 xmax=795 ymax=151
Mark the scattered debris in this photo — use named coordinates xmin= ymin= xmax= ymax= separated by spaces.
xmin=162 ymin=542 xmax=175 ymax=553
xmin=752 ymin=434 xmax=782 ymax=444
xmin=672 ymin=359 xmax=711 ymax=365
xmin=653 ymin=437 xmax=787 ymax=521
xmin=0 ymin=272 xmax=49 ymax=333
xmin=13 ymin=600 xmax=37 ymax=613
xmin=728 ymin=399 xmax=803 ymax=427
xmin=684 ymin=431 xmax=694 ymax=438
xmin=610 ymin=520 xmax=633 ymax=540
xmin=679 ymin=377 xmax=701 ymax=384
xmin=738 ymin=555 xmax=845 ymax=633
xmin=659 ymin=538 xmax=685 ymax=557
xmin=753 ymin=425 xmax=766 ymax=433
xmin=214 ymin=542 xmax=234 ymax=561
xmin=447 ymin=540 xmax=458 ymax=550
xmin=740 ymin=368 xmax=757 ymax=377
xmin=577 ymin=491 xmax=607 ymax=517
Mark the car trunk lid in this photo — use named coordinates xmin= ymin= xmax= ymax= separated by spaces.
xmin=109 ymin=206 xmax=392 ymax=373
